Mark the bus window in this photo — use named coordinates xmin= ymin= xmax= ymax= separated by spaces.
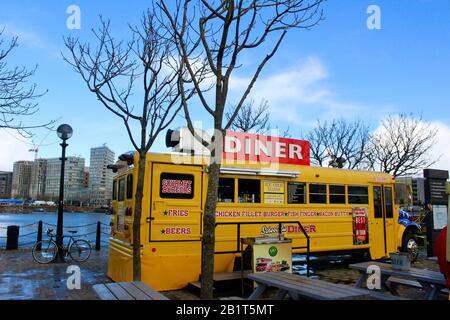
xmin=348 ymin=186 xmax=368 ymax=204
xmin=373 ymin=186 xmax=383 ymax=218
xmin=288 ymin=182 xmax=306 ymax=204
xmin=309 ymin=184 xmax=327 ymax=204
xmin=218 ymin=178 xmax=235 ymax=203
xmin=118 ymin=178 xmax=125 ymax=202
xmin=160 ymin=173 xmax=194 ymax=199
xmin=126 ymin=175 xmax=133 ymax=199
xmin=112 ymin=180 xmax=117 ymax=201
xmin=385 ymin=187 xmax=393 ymax=218
xmin=329 ymin=185 xmax=346 ymax=204
xmin=238 ymin=179 xmax=260 ymax=203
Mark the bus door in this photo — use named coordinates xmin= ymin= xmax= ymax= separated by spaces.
xmin=149 ymin=163 xmax=203 ymax=242
xmin=372 ymin=185 xmax=396 ymax=258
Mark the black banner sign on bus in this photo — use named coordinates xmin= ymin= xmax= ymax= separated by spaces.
xmin=160 ymin=173 xmax=194 ymax=199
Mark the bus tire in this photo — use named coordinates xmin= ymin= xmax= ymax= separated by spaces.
xmin=402 ymin=232 xmax=419 ymax=262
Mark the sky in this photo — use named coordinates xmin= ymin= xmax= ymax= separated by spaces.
xmin=0 ymin=0 xmax=449 ymax=174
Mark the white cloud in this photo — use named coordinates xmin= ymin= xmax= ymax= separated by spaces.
xmin=0 ymin=129 xmax=34 ymax=171
xmin=431 ymin=121 xmax=450 ymax=173
xmin=372 ymin=118 xmax=450 ymax=175
xmin=228 ymin=57 xmax=392 ymax=127
xmin=0 ymin=22 xmax=59 ymax=58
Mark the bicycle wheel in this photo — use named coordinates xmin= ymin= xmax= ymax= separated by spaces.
xmin=32 ymin=240 xmax=58 ymax=264
xmin=69 ymin=239 xmax=92 ymax=262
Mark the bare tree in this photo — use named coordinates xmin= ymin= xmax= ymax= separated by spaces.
xmin=306 ymin=121 xmax=328 ymax=166
xmin=226 ymin=99 xmax=270 ymax=133
xmin=307 ymin=119 xmax=371 ymax=169
xmin=279 ymin=126 xmax=292 ymax=138
xmin=0 ymin=29 xmax=52 ymax=136
xmin=159 ymin=0 xmax=324 ymax=299
xmin=63 ymin=12 xmax=191 ymax=280
xmin=369 ymin=114 xmax=439 ymax=177
xmin=226 ymin=99 xmax=292 ymax=137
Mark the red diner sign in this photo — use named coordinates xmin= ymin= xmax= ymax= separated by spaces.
xmin=223 ymin=131 xmax=310 ymax=166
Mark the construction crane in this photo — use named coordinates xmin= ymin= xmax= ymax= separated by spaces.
xmin=28 ymin=130 xmax=53 ymax=160
xmin=29 ymin=147 xmax=39 ymax=160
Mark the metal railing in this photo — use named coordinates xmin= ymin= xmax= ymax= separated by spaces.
xmin=214 ymin=220 xmax=311 ymax=277
xmin=0 ymin=220 xmax=111 ymax=250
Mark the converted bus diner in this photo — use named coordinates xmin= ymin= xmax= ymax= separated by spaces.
xmin=107 ymin=130 xmax=412 ymax=291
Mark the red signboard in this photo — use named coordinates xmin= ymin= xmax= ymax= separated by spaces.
xmin=223 ymin=131 xmax=310 ymax=166
xmin=353 ymin=208 xmax=368 ymax=244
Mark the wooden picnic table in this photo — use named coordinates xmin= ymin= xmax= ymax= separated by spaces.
xmin=349 ymin=261 xmax=447 ymax=300
xmin=247 ymin=272 xmax=371 ymax=300
xmin=93 ymin=281 xmax=169 ymax=300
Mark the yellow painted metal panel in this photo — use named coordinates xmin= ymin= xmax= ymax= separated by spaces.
xmin=107 ymin=152 xmax=400 ymax=290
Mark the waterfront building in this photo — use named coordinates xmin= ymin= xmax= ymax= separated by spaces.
xmin=395 ymin=176 xmax=426 ymax=206
xmin=29 ymin=159 xmax=47 ymax=200
xmin=44 ymin=157 xmax=85 ymax=202
xmin=0 ymin=171 xmax=13 ymax=199
xmin=83 ymin=167 xmax=90 ymax=188
xmin=11 ymin=161 xmax=33 ymax=199
xmin=89 ymin=145 xmax=115 ymax=206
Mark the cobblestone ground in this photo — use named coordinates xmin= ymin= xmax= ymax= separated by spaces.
xmin=0 ymin=248 xmax=111 ymax=300
xmin=0 ymin=248 xmax=447 ymax=300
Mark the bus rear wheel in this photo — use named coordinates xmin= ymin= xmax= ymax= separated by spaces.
xmin=402 ymin=233 xmax=419 ymax=262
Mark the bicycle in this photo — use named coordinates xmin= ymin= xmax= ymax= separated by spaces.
xmin=32 ymin=228 xmax=92 ymax=264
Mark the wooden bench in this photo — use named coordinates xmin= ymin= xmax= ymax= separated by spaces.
xmin=387 ymin=277 xmax=449 ymax=294
xmin=93 ymin=281 xmax=169 ymax=300
xmin=367 ymin=290 xmax=410 ymax=300
xmin=247 ymin=272 xmax=371 ymax=300
xmin=350 ymin=261 xmax=447 ymax=300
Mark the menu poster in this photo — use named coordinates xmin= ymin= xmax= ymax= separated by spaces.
xmin=263 ymin=181 xmax=285 ymax=193
xmin=288 ymin=182 xmax=306 ymax=204
xmin=432 ymin=205 xmax=447 ymax=230
xmin=264 ymin=193 xmax=284 ymax=205
xmin=264 ymin=181 xmax=285 ymax=205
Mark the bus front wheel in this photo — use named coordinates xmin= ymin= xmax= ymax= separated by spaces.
xmin=402 ymin=233 xmax=419 ymax=262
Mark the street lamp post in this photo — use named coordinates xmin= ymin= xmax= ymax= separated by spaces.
xmin=55 ymin=124 xmax=73 ymax=263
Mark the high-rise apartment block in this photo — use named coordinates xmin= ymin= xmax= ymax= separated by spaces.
xmin=11 ymin=161 xmax=33 ymax=199
xmin=44 ymin=157 xmax=85 ymax=202
xmin=0 ymin=171 xmax=13 ymax=199
xmin=29 ymin=159 xmax=47 ymax=200
xmin=89 ymin=145 xmax=115 ymax=206
xmin=8 ymin=145 xmax=115 ymax=205
xmin=395 ymin=176 xmax=426 ymax=206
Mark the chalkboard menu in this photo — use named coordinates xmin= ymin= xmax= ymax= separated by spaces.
xmin=288 ymin=182 xmax=306 ymax=204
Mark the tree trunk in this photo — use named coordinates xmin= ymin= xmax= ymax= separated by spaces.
xmin=200 ymin=161 xmax=221 ymax=299
xmin=132 ymin=151 xmax=146 ymax=281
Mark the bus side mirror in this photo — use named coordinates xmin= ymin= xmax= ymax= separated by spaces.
xmin=107 ymin=165 xmax=119 ymax=173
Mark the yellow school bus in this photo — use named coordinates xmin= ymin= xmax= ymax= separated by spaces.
xmin=107 ymin=150 xmax=411 ymax=291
